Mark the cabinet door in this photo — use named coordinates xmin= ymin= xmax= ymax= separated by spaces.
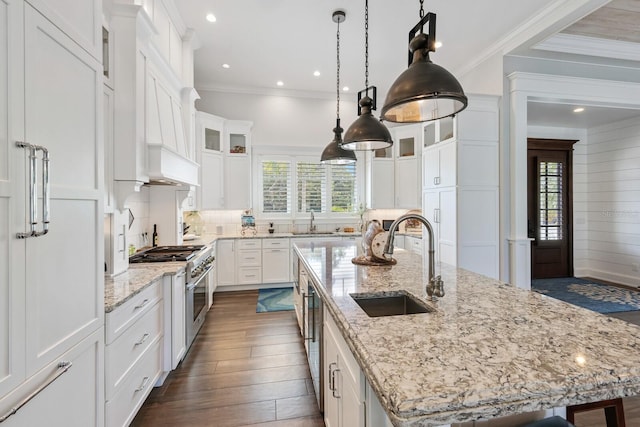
xmin=23 ymin=4 xmax=103 ymax=376
xmin=369 ymin=159 xmax=394 ymax=208
xmin=438 ymin=188 xmax=457 ymax=266
xmin=323 ymin=324 xmax=340 ymax=427
xmin=341 ymin=373 xmax=364 ymax=427
xmin=103 ymin=85 xmax=114 ymax=212
xmin=438 ymin=141 xmax=457 ymax=187
xmin=224 ymin=156 xmax=251 ymax=209
xmin=216 ymin=239 xmax=236 ymax=286
xmin=422 ymin=191 xmax=441 ymax=264
xmin=0 ymin=329 xmax=104 ymax=427
xmin=0 ymin=0 xmax=26 ymax=399
xmin=170 ymin=271 xmax=186 ymax=369
xmin=262 ymin=248 xmax=290 ymax=283
xmin=422 ymin=147 xmax=439 ymax=190
xmin=200 ymin=151 xmax=224 ymax=209
xmin=395 ymin=157 xmax=419 ymax=209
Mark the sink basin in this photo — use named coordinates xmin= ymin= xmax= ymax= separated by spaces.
xmin=351 ymin=292 xmax=434 ymax=317
xmin=291 ymin=231 xmax=336 ymax=236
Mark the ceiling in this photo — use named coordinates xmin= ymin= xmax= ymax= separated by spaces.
xmin=173 ymin=0 xmax=640 ymax=129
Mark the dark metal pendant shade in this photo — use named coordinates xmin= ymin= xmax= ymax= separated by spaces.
xmin=341 ymin=96 xmax=393 ymax=151
xmin=381 ymin=16 xmax=467 ymax=123
xmin=321 ymin=120 xmax=357 ymax=164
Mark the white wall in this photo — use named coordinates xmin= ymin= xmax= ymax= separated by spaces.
xmin=583 ymin=117 xmax=640 ymax=287
xmin=459 ymin=52 xmax=503 ymax=96
xmin=196 ymin=89 xmax=359 ymax=149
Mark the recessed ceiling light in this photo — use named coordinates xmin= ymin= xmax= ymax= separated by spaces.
xmin=313 ymin=70 xmax=321 ymax=77
xmin=435 ymin=41 xmax=443 ymax=49
xmin=206 ymin=13 xmax=216 ymax=23
xmin=276 ymin=81 xmax=284 ymax=87
xmin=573 ymin=107 xmax=585 ymax=113
xmin=222 ymin=63 xmax=230 ymax=69
xmin=342 ymin=86 xmax=349 ymax=92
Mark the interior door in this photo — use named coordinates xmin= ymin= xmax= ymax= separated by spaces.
xmin=528 ymin=139 xmax=576 ymax=279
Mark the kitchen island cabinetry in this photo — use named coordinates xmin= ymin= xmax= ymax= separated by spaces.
xmin=1 ymin=1 xmax=104 ymax=424
xmin=324 ymin=307 xmax=365 ymax=427
xmin=105 ymin=280 xmax=163 ymax=427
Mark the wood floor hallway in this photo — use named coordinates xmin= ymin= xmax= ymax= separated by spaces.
xmin=131 ymin=290 xmax=324 ymax=427
xmin=131 ymin=290 xmax=640 ymax=427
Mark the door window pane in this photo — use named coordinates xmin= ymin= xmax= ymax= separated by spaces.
xmin=539 ymin=161 xmax=563 ymax=241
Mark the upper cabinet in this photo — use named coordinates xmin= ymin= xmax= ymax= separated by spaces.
xmin=192 ymin=112 xmax=254 ymax=211
xmin=107 ymin=3 xmax=198 ymax=210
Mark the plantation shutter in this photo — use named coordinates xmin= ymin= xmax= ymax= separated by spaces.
xmin=262 ymin=160 xmax=291 ymax=213
xmin=297 ymin=162 xmax=326 ymax=213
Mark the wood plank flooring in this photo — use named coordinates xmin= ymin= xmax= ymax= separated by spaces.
xmin=131 ymin=290 xmax=324 ymax=427
xmin=132 ymin=290 xmax=640 ymax=427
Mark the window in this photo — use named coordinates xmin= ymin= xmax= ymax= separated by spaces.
xmin=539 ymin=161 xmax=563 ymax=240
xmin=258 ymin=155 xmax=359 ymax=217
xmin=297 ymin=162 xmax=325 ymax=213
xmin=261 ymin=160 xmax=291 ymax=213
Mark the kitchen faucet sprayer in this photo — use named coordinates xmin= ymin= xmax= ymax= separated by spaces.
xmin=384 ymin=213 xmax=444 ymax=299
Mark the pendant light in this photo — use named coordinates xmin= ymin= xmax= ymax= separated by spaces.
xmin=341 ymin=0 xmax=393 ymax=151
xmin=321 ymin=10 xmax=356 ymax=164
xmin=381 ymin=0 xmax=467 ymax=123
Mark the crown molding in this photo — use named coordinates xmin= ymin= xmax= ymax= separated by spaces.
xmin=533 ymin=33 xmax=640 ymax=62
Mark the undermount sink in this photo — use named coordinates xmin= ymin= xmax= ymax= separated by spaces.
xmin=351 ymin=292 xmax=434 ymax=317
xmin=291 ymin=231 xmax=336 ymax=236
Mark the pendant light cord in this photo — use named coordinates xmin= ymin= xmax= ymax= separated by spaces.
xmin=336 ymin=17 xmax=340 ymax=120
xmin=420 ymin=0 xmax=424 ymax=19
xmin=364 ymin=0 xmax=369 ymax=90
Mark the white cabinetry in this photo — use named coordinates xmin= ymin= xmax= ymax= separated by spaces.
xmin=421 ymin=95 xmax=500 ymax=279
xmin=224 ymin=120 xmax=253 ymax=209
xmin=194 ymin=112 xmax=253 ymax=210
xmin=324 ymin=308 xmax=365 ymax=427
xmin=237 ymin=238 xmax=262 ymax=285
xmin=365 ymin=124 xmax=421 ymax=209
xmin=105 ymin=281 xmax=163 ymax=427
xmin=216 ymin=239 xmax=236 ymax=286
xmin=1 ymin=1 xmax=103 ymax=424
xmin=262 ymin=238 xmax=291 ymax=283
xmin=164 ymin=270 xmax=186 ymax=370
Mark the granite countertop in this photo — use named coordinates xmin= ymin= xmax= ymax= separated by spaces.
xmin=104 ymin=262 xmax=186 ymax=313
xmin=294 ymin=240 xmax=640 ymax=426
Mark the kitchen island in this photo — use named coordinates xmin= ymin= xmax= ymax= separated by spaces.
xmin=294 ymin=240 xmax=640 ymax=426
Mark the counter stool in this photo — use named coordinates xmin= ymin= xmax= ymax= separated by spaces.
xmin=566 ymin=398 xmax=625 ymax=427
xmin=521 ymin=416 xmax=575 ymax=426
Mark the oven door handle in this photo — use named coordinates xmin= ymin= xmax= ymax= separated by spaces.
xmin=186 ymin=265 xmax=212 ymax=291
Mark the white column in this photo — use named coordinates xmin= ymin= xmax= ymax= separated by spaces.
xmin=507 ymin=82 xmax=532 ymax=289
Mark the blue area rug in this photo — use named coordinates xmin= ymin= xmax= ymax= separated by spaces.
xmin=256 ymin=287 xmax=294 ymax=313
xmin=532 ymin=277 xmax=640 ymax=314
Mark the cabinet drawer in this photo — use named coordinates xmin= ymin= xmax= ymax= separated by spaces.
xmin=237 ymin=267 xmax=262 ymax=284
xmin=105 ymin=301 xmax=163 ymax=399
xmin=407 ymin=237 xmax=423 ymax=254
xmin=105 ymin=338 xmax=162 ymax=427
xmin=106 ymin=279 xmax=162 ymax=344
xmin=237 ymin=249 xmax=261 ymax=266
xmin=263 ymin=238 xmax=290 ymax=249
xmin=237 ymin=239 xmax=261 ymax=250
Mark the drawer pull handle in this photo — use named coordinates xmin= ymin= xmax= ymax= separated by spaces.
xmin=134 ymin=299 xmax=149 ymax=310
xmin=134 ymin=376 xmax=150 ymax=393
xmin=135 ymin=333 xmax=150 ymax=346
xmin=0 ymin=361 xmax=72 ymax=423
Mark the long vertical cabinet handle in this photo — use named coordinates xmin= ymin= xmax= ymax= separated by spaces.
xmin=0 ymin=361 xmax=72 ymax=422
xmin=15 ymin=142 xmax=50 ymax=238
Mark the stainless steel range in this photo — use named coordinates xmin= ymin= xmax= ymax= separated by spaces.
xmin=130 ymin=245 xmax=214 ymax=350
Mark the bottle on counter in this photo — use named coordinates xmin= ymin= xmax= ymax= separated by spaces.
xmin=152 ymin=224 xmax=158 ymax=247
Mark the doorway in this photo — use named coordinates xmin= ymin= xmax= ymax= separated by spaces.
xmin=527 ymin=139 xmax=577 ymax=279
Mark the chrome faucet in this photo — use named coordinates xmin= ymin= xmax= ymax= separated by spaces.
xmin=384 ymin=213 xmax=444 ymax=299
xmin=309 ymin=210 xmax=316 ymax=233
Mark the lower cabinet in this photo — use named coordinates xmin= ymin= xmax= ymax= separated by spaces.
xmin=324 ymin=308 xmax=365 ymax=427
xmin=165 ymin=270 xmax=186 ymax=370
xmin=262 ymin=238 xmax=290 ymax=283
xmin=237 ymin=239 xmax=262 ymax=285
xmin=105 ymin=279 xmax=164 ymax=427
xmin=0 ymin=328 xmax=104 ymax=427
xmin=216 ymin=239 xmax=236 ymax=286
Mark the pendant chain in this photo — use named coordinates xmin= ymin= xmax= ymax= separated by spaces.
xmin=419 ymin=0 xmax=424 ymax=18
xmin=364 ymin=0 xmax=369 ymax=89
xmin=336 ymin=18 xmax=340 ymax=119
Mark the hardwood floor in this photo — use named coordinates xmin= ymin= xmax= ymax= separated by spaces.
xmin=132 ymin=290 xmax=640 ymax=427
xmin=131 ymin=290 xmax=324 ymax=427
